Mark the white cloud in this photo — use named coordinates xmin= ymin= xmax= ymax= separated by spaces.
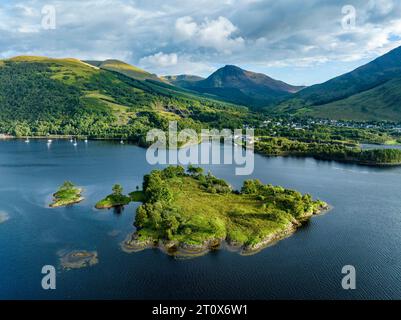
xmin=175 ymin=16 xmax=244 ymax=53
xmin=198 ymin=16 xmax=244 ymax=53
xmin=368 ymin=0 xmax=394 ymax=15
xmin=15 ymin=4 xmax=37 ymax=17
xmin=140 ymin=52 xmax=214 ymax=76
xmin=0 ymin=0 xmax=401 ymax=83
xmin=175 ymin=16 xmax=198 ymax=40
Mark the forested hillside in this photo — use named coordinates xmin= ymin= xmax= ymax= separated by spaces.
xmin=0 ymin=57 xmax=250 ymax=141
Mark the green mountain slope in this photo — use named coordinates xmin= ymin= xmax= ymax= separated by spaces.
xmin=171 ymin=65 xmax=304 ymax=110
xmin=296 ymin=46 xmax=401 ymax=105
xmin=85 ymin=59 xmax=161 ymax=81
xmin=305 ymin=77 xmax=401 ymax=121
xmin=84 ymin=60 xmax=247 ymax=108
xmin=275 ymin=46 xmax=401 ymax=120
xmin=0 ymin=56 xmax=250 ymax=139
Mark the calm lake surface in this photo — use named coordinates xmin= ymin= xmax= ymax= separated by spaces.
xmin=0 ymin=139 xmax=400 ymax=300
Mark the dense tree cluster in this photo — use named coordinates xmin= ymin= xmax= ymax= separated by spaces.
xmin=358 ymin=149 xmax=401 ymax=164
xmin=0 ymin=60 xmax=249 ymax=140
xmin=136 ymin=167 xmax=184 ymax=238
xmin=241 ymin=179 xmax=318 ymax=219
xmin=255 ymin=137 xmax=401 ymax=165
xmin=135 ymin=166 xmax=232 ymax=240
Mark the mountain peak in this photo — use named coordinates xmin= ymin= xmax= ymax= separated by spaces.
xmin=173 ymin=64 xmax=305 ymax=110
xmin=203 ymin=64 xmax=303 ymax=93
xmin=221 ymin=64 xmax=243 ymax=71
xmin=218 ymin=65 xmax=252 ymax=75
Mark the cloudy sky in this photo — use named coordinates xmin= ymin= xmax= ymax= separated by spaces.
xmin=1 ymin=0 xmax=401 ymax=85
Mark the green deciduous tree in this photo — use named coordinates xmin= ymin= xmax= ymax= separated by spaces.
xmin=112 ymin=184 xmax=123 ymax=196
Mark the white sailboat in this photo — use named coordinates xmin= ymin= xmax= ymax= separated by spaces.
xmin=25 ymin=137 xmax=30 ymax=143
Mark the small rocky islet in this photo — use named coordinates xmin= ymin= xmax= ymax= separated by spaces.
xmin=49 ymin=181 xmax=84 ymax=208
xmin=59 ymin=250 xmax=99 ymax=270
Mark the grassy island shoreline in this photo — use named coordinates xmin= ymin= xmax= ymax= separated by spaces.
xmin=49 ymin=181 xmax=84 ymax=208
xmin=95 ymin=185 xmax=144 ymax=209
xmin=122 ymin=166 xmax=329 ymax=257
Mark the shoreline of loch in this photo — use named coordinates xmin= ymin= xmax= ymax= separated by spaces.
xmin=254 ymin=149 xmax=401 ymax=167
xmin=4 ymin=136 xmax=401 ymax=167
xmin=122 ymin=203 xmax=330 ymax=258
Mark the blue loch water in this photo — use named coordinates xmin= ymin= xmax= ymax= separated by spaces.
xmin=0 ymin=139 xmax=400 ymax=299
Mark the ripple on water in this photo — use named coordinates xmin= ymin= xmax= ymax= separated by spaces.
xmin=0 ymin=211 xmax=10 ymax=224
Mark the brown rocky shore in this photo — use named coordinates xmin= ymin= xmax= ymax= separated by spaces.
xmin=121 ymin=203 xmax=330 ymax=258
